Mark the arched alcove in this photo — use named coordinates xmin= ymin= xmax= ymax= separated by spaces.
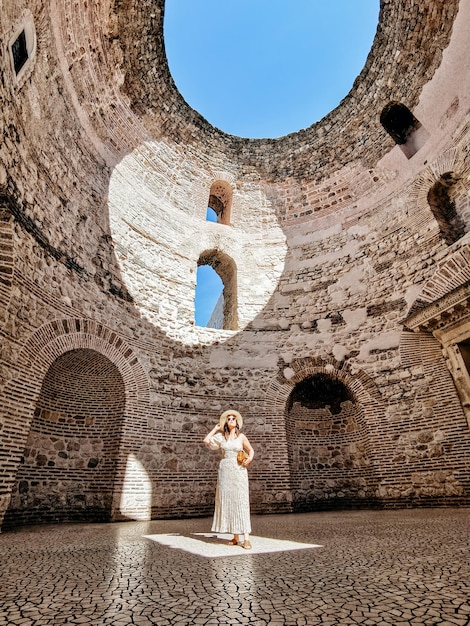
xmin=427 ymin=172 xmax=465 ymax=244
xmin=4 ymin=349 xmax=126 ymax=526
xmin=285 ymin=372 xmax=376 ymax=511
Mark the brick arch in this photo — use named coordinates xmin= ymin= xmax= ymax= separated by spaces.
xmin=272 ymin=357 xmax=382 ymax=443
xmin=0 ymin=318 xmax=149 ymax=528
xmin=4 ymin=348 xmax=127 ymax=527
xmin=266 ymin=357 xmax=382 ymax=511
xmin=16 ymin=318 xmax=149 ymax=407
xmin=268 ymin=356 xmax=382 ymax=413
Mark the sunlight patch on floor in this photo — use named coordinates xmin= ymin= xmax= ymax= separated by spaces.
xmin=143 ymin=532 xmax=323 ymax=558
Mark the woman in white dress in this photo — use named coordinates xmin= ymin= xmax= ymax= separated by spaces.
xmin=203 ymin=409 xmax=254 ymax=549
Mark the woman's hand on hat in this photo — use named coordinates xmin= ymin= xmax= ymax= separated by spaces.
xmin=204 ymin=423 xmax=222 ymax=445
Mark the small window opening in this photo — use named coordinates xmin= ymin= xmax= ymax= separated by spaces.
xmin=207 ymin=181 xmax=233 ymax=225
xmin=195 ymin=250 xmax=238 ymax=330
xmin=12 ymin=30 xmax=28 ymax=75
xmin=8 ymin=13 xmax=37 ymax=87
xmin=427 ymin=172 xmax=464 ymax=245
xmin=380 ymin=102 xmax=429 ymax=159
xmin=206 ymin=207 xmax=218 ymax=223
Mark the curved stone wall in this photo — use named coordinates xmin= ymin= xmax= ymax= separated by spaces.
xmin=1 ymin=0 xmax=470 ymax=528
xmin=113 ymin=0 xmax=459 ymax=178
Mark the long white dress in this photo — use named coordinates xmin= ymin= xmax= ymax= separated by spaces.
xmin=208 ymin=432 xmax=252 ymax=535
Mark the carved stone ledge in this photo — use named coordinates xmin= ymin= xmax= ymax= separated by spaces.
xmin=402 ymin=281 xmax=470 ymax=333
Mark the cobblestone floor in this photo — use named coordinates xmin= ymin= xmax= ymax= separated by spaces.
xmin=0 ymin=508 xmax=469 ymax=625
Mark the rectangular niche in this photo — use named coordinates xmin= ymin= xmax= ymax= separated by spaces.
xmin=8 ymin=11 xmax=37 ymax=87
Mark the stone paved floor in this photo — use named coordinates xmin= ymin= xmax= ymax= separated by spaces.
xmin=0 ymin=508 xmax=469 ymax=625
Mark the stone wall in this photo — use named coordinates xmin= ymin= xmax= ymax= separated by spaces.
xmin=286 ymin=397 xmax=376 ymax=510
xmin=1 ymin=0 xmax=470 ymax=529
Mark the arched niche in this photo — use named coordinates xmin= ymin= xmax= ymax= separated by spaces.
xmin=0 ymin=317 xmax=150 ymax=530
xmin=427 ymin=172 xmax=465 ymax=245
xmin=285 ymin=371 xmax=375 ymax=511
xmin=266 ymin=357 xmax=382 ymax=511
xmin=4 ymin=349 xmax=126 ymax=526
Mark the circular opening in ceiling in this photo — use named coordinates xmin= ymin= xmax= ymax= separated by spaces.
xmin=164 ymin=0 xmax=379 ymax=139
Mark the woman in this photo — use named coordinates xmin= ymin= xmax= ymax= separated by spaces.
xmin=203 ymin=409 xmax=254 ymax=549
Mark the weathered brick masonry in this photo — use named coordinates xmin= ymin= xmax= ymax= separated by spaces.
xmin=0 ymin=0 xmax=470 ymax=529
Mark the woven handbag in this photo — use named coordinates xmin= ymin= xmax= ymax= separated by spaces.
xmin=237 ymin=450 xmax=248 ymax=465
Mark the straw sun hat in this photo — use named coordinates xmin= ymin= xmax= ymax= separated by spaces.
xmin=219 ymin=409 xmax=243 ymax=430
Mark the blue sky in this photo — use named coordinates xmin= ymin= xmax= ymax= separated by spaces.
xmin=163 ymin=0 xmax=380 ymax=324
xmin=164 ymin=1 xmax=379 ymax=138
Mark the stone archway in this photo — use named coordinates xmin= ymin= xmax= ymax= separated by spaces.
xmin=268 ymin=357 xmax=382 ymax=511
xmin=0 ymin=318 xmax=149 ymax=529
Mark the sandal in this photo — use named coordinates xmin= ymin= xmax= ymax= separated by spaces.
xmin=242 ymin=540 xmax=252 ymax=550
xmin=228 ymin=537 xmax=239 ymax=545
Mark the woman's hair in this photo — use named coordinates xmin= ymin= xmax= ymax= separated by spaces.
xmin=223 ymin=422 xmax=240 ymax=438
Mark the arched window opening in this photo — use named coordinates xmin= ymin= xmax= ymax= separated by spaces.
xmin=195 ymin=264 xmax=224 ymax=327
xmin=206 ymin=207 xmax=217 ymax=222
xmin=207 ymin=181 xmax=233 ymax=225
xmin=380 ymin=102 xmax=429 ymax=159
xmin=285 ymin=373 xmax=373 ymax=511
xmin=427 ymin=172 xmax=465 ymax=245
xmin=195 ymin=250 xmax=238 ymax=330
